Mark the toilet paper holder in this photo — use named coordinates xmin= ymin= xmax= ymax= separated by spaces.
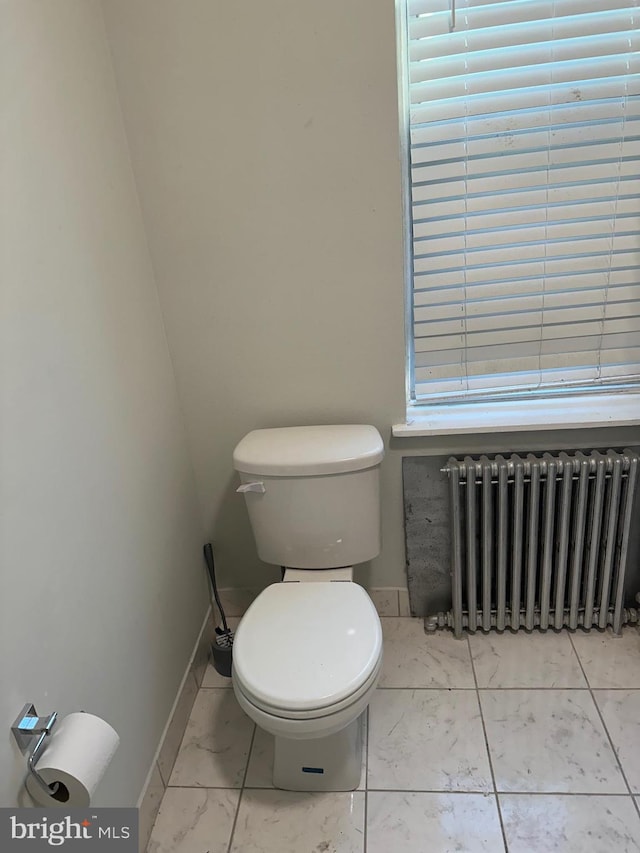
xmin=11 ymin=703 xmax=60 ymax=798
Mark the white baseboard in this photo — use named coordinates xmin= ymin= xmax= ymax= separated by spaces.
xmin=136 ymin=605 xmax=212 ymax=852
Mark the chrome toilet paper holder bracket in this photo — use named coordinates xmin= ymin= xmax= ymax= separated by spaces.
xmin=11 ymin=703 xmax=60 ymax=798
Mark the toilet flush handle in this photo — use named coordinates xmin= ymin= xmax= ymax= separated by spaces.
xmin=236 ymin=481 xmax=266 ymax=494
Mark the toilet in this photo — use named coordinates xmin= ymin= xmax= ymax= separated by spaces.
xmin=231 ymin=424 xmax=384 ymax=791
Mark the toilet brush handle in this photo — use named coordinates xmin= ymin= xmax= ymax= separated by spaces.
xmin=203 ymin=543 xmax=229 ymax=633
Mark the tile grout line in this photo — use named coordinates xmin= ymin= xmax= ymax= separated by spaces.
xmin=567 ymin=631 xmax=640 ymax=819
xmin=158 ymin=785 xmax=640 ymax=796
xmin=225 ymin=723 xmax=258 ymax=853
xmin=372 ymin=685 xmax=640 ymax=691
xmin=363 ymin=705 xmax=369 ymax=853
xmin=364 ymin=788 xmax=639 ymax=796
xmin=201 ymin=685 xmax=640 ymax=692
xmin=466 ymin=633 xmax=509 ymax=853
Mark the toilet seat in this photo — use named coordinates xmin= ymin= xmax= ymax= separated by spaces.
xmin=234 ymin=650 xmax=382 ymax=720
xmin=232 ymin=581 xmax=383 ymax=716
xmin=233 ymin=653 xmax=382 ymax=740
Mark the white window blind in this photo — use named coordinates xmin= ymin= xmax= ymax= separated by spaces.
xmin=406 ymin=0 xmax=640 ymax=405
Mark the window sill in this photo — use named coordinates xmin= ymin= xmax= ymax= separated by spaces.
xmin=392 ymin=392 xmax=640 ymax=438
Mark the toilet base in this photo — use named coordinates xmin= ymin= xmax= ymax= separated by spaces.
xmin=273 ymin=713 xmax=364 ymax=791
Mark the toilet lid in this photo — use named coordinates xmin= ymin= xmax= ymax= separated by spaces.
xmin=232 ymin=582 xmax=382 ymax=713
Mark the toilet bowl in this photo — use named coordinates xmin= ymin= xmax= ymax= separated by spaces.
xmin=232 ymin=424 xmax=385 ymax=791
xmin=232 ymin=579 xmax=382 ymax=789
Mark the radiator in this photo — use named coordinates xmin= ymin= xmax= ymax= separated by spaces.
xmin=432 ymin=450 xmax=640 ymax=638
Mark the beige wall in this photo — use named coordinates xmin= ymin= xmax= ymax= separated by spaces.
xmin=102 ymin=0 xmax=409 ymax=589
xmin=101 ymin=0 xmax=640 ymax=595
xmin=1 ymin=1 xmax=206 ymax=806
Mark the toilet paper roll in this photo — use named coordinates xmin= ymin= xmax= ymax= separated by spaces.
xmin=26 ymin=712 xmax=119 ymax=807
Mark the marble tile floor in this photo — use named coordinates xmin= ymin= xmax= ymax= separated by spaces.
xmin=147 ymin=618 xmax=640 ymax=853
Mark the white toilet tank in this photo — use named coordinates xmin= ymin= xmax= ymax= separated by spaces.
xmin=233 ymin=425 xmax=384 ymax=569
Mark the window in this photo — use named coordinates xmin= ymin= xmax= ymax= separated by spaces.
xmin=401 ymin=0 xmax=640 ymax=424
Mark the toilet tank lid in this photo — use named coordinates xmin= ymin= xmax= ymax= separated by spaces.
xmin=233 ymin=425 xmax=384 ymax=476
